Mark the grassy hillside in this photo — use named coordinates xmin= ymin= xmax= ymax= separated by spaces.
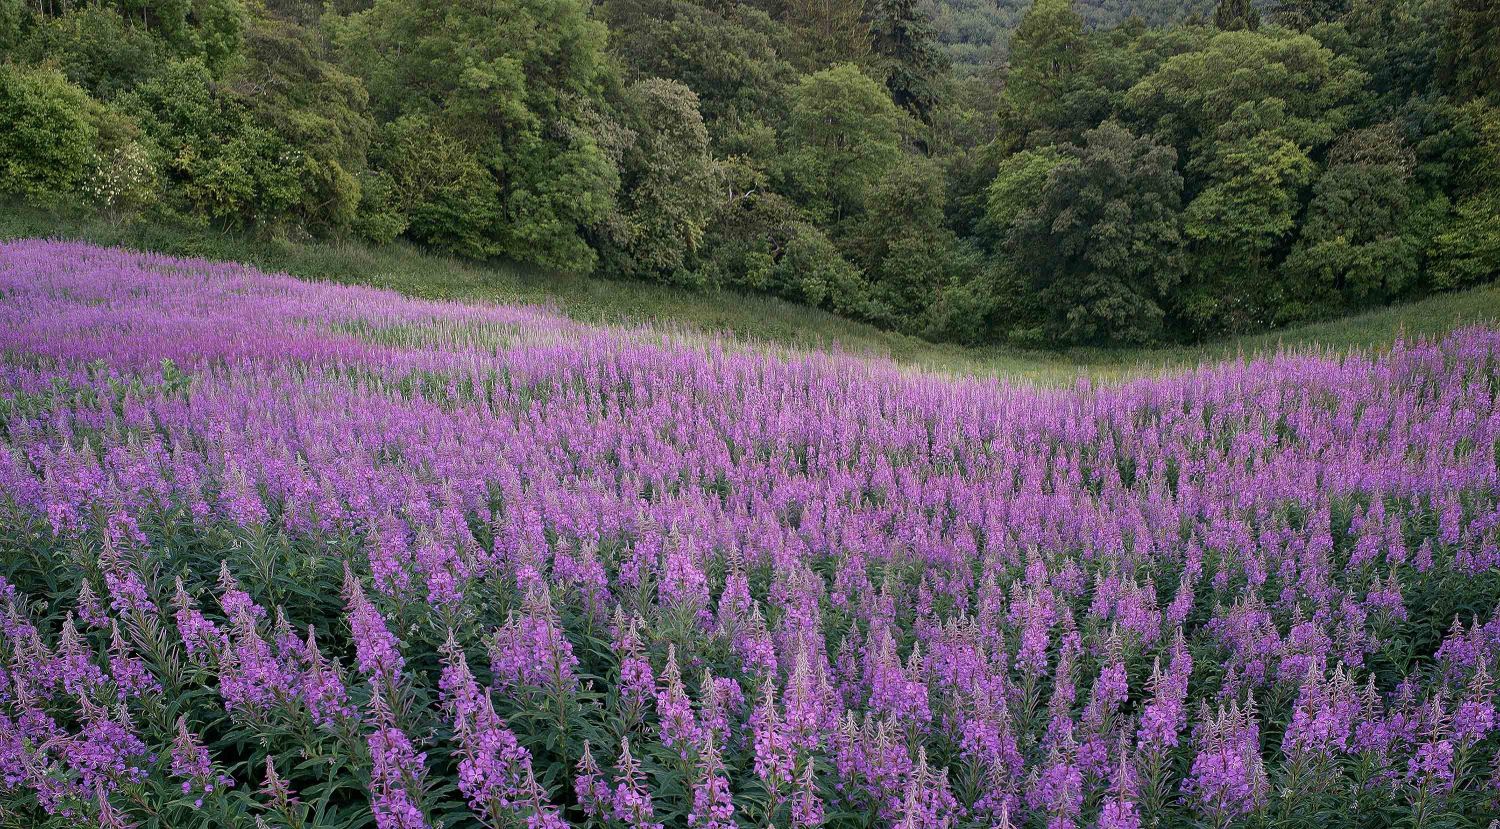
xmin=6 ymin=206 xmax=1499 ymax=383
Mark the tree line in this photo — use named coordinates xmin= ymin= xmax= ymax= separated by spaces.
xmin=2 ymin=0 xmax=1497 ymax=346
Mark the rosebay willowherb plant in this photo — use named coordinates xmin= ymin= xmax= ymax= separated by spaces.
xmin=0 ymin=240 xmax=1498 ymax=829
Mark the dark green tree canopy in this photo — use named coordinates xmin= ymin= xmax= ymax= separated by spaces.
xmin=1273 ymin=0 xmax=1348 ymax=29
xmin=867 ymin=0 xmax=950 ymax=120
xmin=1213 ymin=0 xmax=1260 ymax=29
xmin=0 ymin=64 xmax=102 ymax=202
xmin=983 ymin=144 xmax=1066 ymax=244
xmin=779 ymin=63 xmax=912 ymax=222
xmin=783 ymin=0 xmax=873 ymax=71
xmin=1441 ymin=0 xmax=1500 ymax=102
xmin=2 ymin=0 xmax=1498 ymax=349
xmin=335 ymin=0 xmax=617 ymax=271
xmin=1126 ymin=28 xmax=1368 ymax=161
xmin=601 ymin=0 xmax=796 ymax=127
xmin=1010 ymin=120 xmax=1186 ymax=344
xmin=1002 ymin=0 xmax=1088 ymax=139
xmin=598 ymin=78 xmax=722 ymax=282
xmin=1283 ymin=122 xmax=1422 ymax=314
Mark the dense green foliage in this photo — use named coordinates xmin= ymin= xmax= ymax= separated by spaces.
xmin=0 ymin=64 xmax=103 ymax=202
xmin=1010 ymin=121 xmax=1186 ymax=345
xmin=1 ymin=0 xmax=1497 ymax=347
xmin=920 ymin=0 xmax=1220 ymax=77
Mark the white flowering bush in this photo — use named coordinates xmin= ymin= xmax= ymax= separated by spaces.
xmin=85 ymin=141 xmax=159 ymax=220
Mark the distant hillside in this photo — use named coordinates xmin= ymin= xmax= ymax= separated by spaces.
xmin=922 ymin=0 xmax=1218 ymax=74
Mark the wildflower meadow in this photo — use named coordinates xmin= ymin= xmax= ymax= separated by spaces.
xmin=0 ymin=240 xmax=1497 ymax=829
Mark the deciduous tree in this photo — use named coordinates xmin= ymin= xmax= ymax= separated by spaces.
xmin=1010 ymin=120 xmax=1185 ymax=345
xmin=336 ymin=0 xmax=618 ymax=271
xmin=779 ymin=64 xmax=911 ymax=223
xmin=867 ymin=0 xmax=949 ymax=121
xmin=1002 ymin=0 xmax=1088 ymax=140
xmin=598 ymin=79 xmax=721 ymax=283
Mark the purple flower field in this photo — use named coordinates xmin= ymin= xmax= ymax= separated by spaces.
xmin=1 ymin=239 xmax=1498 ymax=828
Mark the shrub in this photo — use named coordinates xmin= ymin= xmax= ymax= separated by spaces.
xmin=0 ymin=63 xmax=99 ymax=204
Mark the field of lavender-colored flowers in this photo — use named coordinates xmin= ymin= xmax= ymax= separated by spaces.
xmin=0 ymin=239 xmax=1498 ymax=829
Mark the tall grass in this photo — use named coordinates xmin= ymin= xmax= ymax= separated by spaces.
xmin=5 ymin=204 xmax=1497 ymax=383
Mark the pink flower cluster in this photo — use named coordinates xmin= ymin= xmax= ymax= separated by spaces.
xmin=0 ymin=241 xmax=1498 ymax=827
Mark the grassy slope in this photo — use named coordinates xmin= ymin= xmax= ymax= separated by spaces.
xmin=6 ymin=205 xmax=1499 ymax=384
